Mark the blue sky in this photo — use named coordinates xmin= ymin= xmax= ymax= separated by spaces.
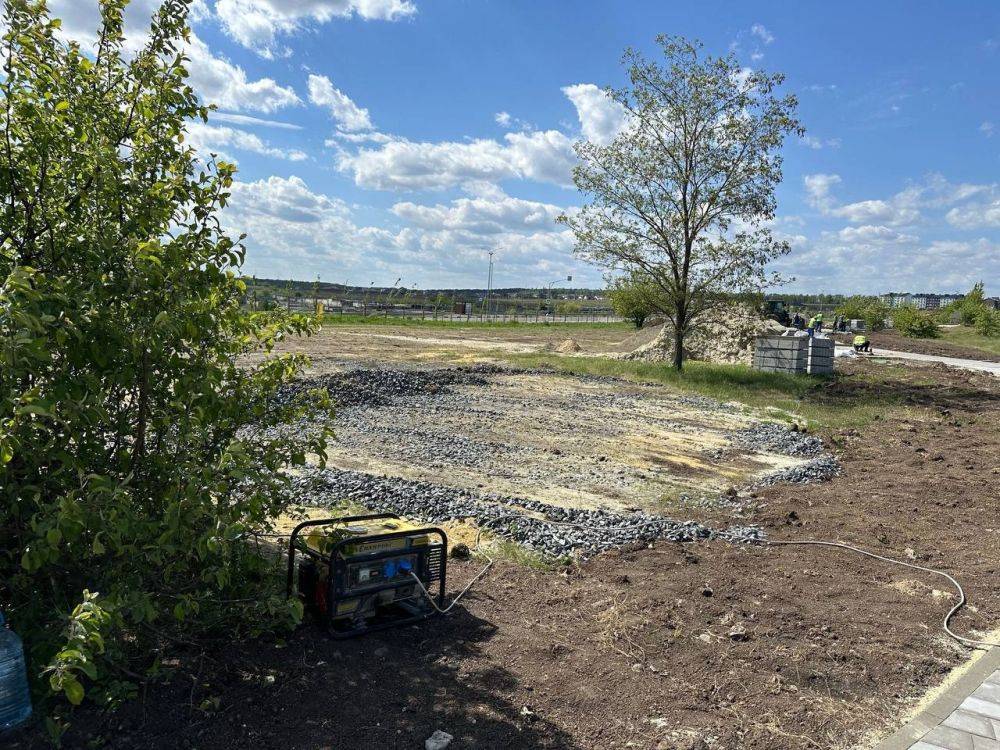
xmin=45 ymin=0 xmax=1000 ymax=293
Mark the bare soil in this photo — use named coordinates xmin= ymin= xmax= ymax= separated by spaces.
xmin=834 ymin=329 xmax=1000 ymax=362
xmin=244 ymin=322 xmax=659 ymax=374
xmin=11 ymin=347 xmax=1000 ymax=750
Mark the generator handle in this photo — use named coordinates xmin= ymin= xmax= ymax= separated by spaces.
xmin=285 ymin=513 xmax=401 ymax=599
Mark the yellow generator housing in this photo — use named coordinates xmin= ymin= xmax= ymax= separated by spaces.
xmin=286 ymin=514 xmax=447 ymax=637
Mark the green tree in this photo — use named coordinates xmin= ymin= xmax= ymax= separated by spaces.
xmin=974 ymin=306 xmax=1000 ymax=338
xmin=835 ymin=295 xmax=889 ymax=331
xmin=560 ymin=36 xmax=800 ymax=369
xmin=891 ymin=306 xmax=940 ymax=338
xmin=953 ymin=281 xmax=986 ymax=326
xmin=1 ymin=0 xmax=331 ymax=709
xmin=608 ymin=273 xmax=666 ymax=328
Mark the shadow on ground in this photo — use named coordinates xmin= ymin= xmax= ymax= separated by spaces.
xmin=13 ymin=603 xmax=579 ymax=750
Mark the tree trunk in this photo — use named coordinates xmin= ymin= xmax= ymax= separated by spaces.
xmin=672 ymin=321 xmax=684 ymax=371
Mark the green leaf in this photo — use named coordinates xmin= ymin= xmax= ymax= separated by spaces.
xmin=55 ymin=100 xmax=70 ymax=112
xmin=64 ymin=677 xmax=85 ymax=706
xmin=47 ymin=527 xmax=63 ymax=546
xmin=92 ymin=535 xmax=105 ymax=555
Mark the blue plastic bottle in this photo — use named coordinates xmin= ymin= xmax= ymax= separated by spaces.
xmin=0 ymin=610 xmax=32 ymax=732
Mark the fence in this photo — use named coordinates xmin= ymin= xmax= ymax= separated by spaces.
xmin=256 ymin=297 xmax=622 ymax=324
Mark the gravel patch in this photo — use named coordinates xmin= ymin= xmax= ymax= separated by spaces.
xmin=287 ymin=467 xmax=764 ymax=557
xmin=263 ymin=366 xmax=850 ymax=555
xmin=752 ymin=455 xmax=842 ymax=487
xmin=727 ymin=422 xmax=825 ymax=457
xmin=276 ymin=364 xmax=510 ymax=409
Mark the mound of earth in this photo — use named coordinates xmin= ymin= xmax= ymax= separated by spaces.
xmin=555 ymin=338 xmax=582 ymax=353
xmin=624 ymin=304 xmax=789 ymax=365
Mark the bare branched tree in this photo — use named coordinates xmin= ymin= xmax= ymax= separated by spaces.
xmin=560 ymin=36 xmax=801 ymax=370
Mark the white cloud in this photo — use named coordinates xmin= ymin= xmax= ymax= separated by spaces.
xmin=44 ymin=1 xmax=300 ymax=113
xmin=804 ymin=173 xmax=920 ymax=225
xmin=326 ymin=130 xmax=396 ymax=145
xmin=837 ymin=225 xmax=916 ymax=244
xmin=185 ymin=35 xmax=301 ymax=112
xmin=750 ymin=23 xmax=774 ymax=45
xmin=186 ymin=122 xmax=307 ymax=162
xmin=770 ymin=232 xmax=1000 ymax=296
xmin=224 ymin=176 xmax=586 ymax=285
xmin=800 ymin=135 xmax=841 ymax=150
xmin=340 ymin=129 xmax=576 ymax=191
xmin=392 ymin=192 xmax=564 ymax=235
xmin=981 ymin=121 xmax=995 ymax=138
xmin=215 ymin=0 xmax=416 ymax=57
xmin=804 ymin=173 xmax=841 ymax=211
xmin=212 ymin=112 xmax=303 ymax=130
xmin=561 ymin=83 xmax=627 ymax=145
xmin=946 ymin=196 xmax=1000 ymax=229
xmin=308 ymin=74 xmax=373 ymax=132
xmin=832 ymin=199 xmax=918 ymax=225
xmin=495 ymin=111 xmax=512 ymax=128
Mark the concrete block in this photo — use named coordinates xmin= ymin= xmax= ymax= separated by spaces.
xmin=960 ymin=697 xmax=1000 ymax=721
xmin=944 ymin=710 xmax=996 ymax=739
xmin=923 ymin=724 xmax=976 ymax=749
xmin=975 ymin=684 xmax=1000 ymax=705
xmin=756 ymin=354 xmax=807 ymax=362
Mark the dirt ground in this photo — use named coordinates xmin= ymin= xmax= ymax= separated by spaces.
xmin=12 ymin=332 xmax=1000 ymax=750
xmin=247 ymin=321 xmax=661 ymax=373
xmin=326 ymin=370 xmax=807 ymax=513
xmin=833 ymin=329 xmax=1000 ymax=362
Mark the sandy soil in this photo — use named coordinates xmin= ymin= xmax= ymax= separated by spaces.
xmin=13 ymin=336 xmax=1000 ymax=750
xmin=326 ymin=370 xmax=805 ymax=514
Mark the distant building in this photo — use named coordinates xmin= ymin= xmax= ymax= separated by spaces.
xmin=880 ymin=292 xmax=964 ymax=310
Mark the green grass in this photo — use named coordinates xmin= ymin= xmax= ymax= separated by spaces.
xmin=939 ymin=325 xmax=1000 ymax=357
xmin=487 ymin=538 xmax=571 ymax=570
xmin=505 ymin=352 xmax=907 ymax=428
xmin=318 ymin=313 xmax=629 ymax=331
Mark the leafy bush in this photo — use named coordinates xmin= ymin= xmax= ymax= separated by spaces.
xmin=1 ymin=0 xmax=331 ymax=711
xmin=835 ymin=295 xmax=889 ymax=331
xmin=890 ymin=306 xmax=941 ymax=338
xmin=974 ymin=306 xmax=1000 ymax=338
xmin=608 ymin=273 xmax=667 ymax=329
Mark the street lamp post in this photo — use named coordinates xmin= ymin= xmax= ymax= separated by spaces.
xmin=546 ymin=275 xmax=573 ymax=321
xmin=484 ymin=250 xmax=495 ymax=322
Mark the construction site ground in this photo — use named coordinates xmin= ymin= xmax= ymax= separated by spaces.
xmin=832 ymin=329 xmax=1000 ymax=363
xmin=19 ymin=323 xmax=1000 ymax=750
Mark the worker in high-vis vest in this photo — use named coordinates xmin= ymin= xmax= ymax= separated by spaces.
xmin=807 ymin=315 xmax=819 ymax=337
xmin=853 ymin=334 xmax=872 ymax=353
xmin=814 ymin=312 xmax=824 ymax=332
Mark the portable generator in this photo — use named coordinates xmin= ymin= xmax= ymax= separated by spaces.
xmin=286 ymin=513 xmax=447 ymax=637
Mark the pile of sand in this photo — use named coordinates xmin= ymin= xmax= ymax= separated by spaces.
xmin=555 ymin=338 xmax=582 ymax=353
xmin=624 ymin=304 xmax=789 ymax=365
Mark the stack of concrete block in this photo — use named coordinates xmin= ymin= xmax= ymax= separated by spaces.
xmin=807 ymin=336 xmax=835 ymax=375
xmin=753 ymin=335 xmax=809 ymax=374
xmin=753 ymin=334 xmax=835 ymax=375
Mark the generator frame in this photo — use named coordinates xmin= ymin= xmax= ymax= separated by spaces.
xmin=286 ymin=513 xmax=447 ymax=638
